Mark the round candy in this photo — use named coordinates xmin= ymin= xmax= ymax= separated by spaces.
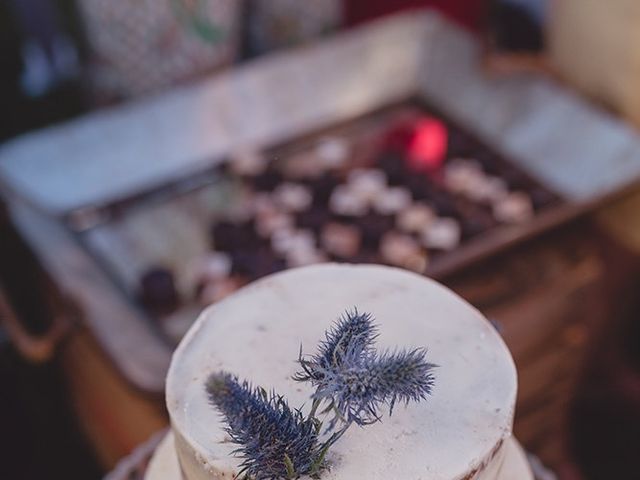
xmin=493 ymin=192 xmax=534 ymax=224
xmin=255 ymin=210 xmax=294 ymax=239
xmin=421 ymin=217 xmax=461 ymax=251
xmin=347 ymin=168 xmax=387 ymax=203
xmin=329 ymin=185 xmax=369 ymax=217
xmin=379 ymin=232 xmax=421 ymax=267
xmin=273 ymin=183 xmax=313 ymax=213
xmin=372 ymin=187 xmax=412 ymax=215
xmin=396 ymin=203 xmax=436 ymax=233
xmin=315 ymin=136 xmax=350 ymax=168
xmin=321 ymin=222 xmax=362 ymax=259
xmin=139 ymin=267 xmax=180 ymax=315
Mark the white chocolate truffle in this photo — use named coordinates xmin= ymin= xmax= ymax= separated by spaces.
xmin=372 ymin=187 xmax=412 ymax=215
xmin=421 ymin=217 xmax=461 ymax=251
xmin=255 ymin=210 xmax=294 ymax=239
xmin=347 ymin=169 xmax=387 ymax=202
xmin=272 ymin=229 xmax=315 ymax=256
xmin=273 ymin=183 xmax=313 ymax=213
xmin=270 ymin=228 xmax=297 ymax=255
xmin=467 ymin=176 xmax=509 ymax=203
xmin=166 ymin=265 xmax=519 ymax=480
xmin=315 ymin=137 xmax=350 ymax=168
xmin=493 ymin=192 xmax=534 ymax=224
xmin=329 ymin=185 xmax=369 ymax=216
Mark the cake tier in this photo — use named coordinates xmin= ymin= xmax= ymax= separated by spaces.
xmin=145 ymin=433 xmax=534 ymax=480
xmin=166 ymin=264 xmax=518 ymax=480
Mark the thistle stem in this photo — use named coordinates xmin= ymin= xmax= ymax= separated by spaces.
xmin=308 ymin=398 xmax=321 ymax=420
xmin=322 ymin=421 xmax=351 ymax=450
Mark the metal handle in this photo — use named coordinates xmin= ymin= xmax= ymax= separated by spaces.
xmin=0 ymin=287 xmax=76 ymax=363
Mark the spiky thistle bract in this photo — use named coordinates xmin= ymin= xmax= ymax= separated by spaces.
xmin=206 ymin=373 xmax=324 ymax=480
xmin=293 ymin=309 xmax=377 ymax=384
xmin=295 ymin=309 xmax=436 ymax=426
xmin=307 ymin=347 xmax=436 ymax=425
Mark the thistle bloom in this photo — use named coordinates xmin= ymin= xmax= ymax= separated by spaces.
xmin=309 ymin=347 xmax=437 ymax=425
xmin=294 ymin=309 xmax=377 ymax=383
xmin=295 ymin=309 xmax=436 ymax=426
xmin=206 ymin=372 xmax=323 ymax=480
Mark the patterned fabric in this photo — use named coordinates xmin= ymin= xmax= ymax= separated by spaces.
xmin=246 ymin=0 xmax=342 ymax=56
xmin=77 ymin=0 xmax=239 ymax=100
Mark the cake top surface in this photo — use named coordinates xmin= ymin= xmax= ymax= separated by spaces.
xmin=166 ymin=264 xmax=517 ymax=480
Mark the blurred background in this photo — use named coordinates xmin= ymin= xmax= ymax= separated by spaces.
xmin=1 ymin=1 xmax=640 ymax=479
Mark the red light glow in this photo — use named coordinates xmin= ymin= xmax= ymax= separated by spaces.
xmin=408 ymin=118 xmax=448 ymax=171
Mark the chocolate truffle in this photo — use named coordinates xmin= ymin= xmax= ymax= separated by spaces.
xmin=421 ymin=217 xmax=461 ymax=251
xmin=397 ymin=203 xmax=436 ymax=233
xmin=255 ymin=210 xmax=294 ymax=239
xmin=493 ymin=192 xmax=534 ymax=224
xmin=210 ymin=220 xmax=260 ymax=252
xmin=321 ymin=222 xmax=362 ymax=259
xmin=379 ymin=232 xmax=427 ymax=273
xmin=273 ymin=183 xmax=313 ymax=213
xmin=139 ymin=267 xmax=180 ymax=315
xmin=347 ymin=168 xmax=387 ymax=203
xmin=360 ymin=213 xmax=395 ymax=248
xmin=307 ymin=173 xmax=338 ymax=207
xmin=329 ymin=185 xmax=369 ymax=217
xmin=315 ymin=136 xmax=350 ymax=169
xmin=372 ymin=187 xmax=412 ymax=215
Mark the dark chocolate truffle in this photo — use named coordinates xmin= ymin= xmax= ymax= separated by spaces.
xmin=139 ymin=267 xmax=180 ymax=315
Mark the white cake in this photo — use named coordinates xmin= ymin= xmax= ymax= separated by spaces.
xmin=149 ymin=264 xmax=533 ymax=480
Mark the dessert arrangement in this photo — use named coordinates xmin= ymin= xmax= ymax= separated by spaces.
xmin=146 ymin=263 xmax=534 ymax=479
xmin=69 ymin=102 xmax=559 ymax=343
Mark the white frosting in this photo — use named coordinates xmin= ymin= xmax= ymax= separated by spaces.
xmin=145 ymin=434 xmax=533 ymax=480
xmin=166 ymin=264 xmax=518 ymax=480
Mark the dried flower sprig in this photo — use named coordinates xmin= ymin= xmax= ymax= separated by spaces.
xmin=206 ymin=372 xmax=325 ymax=480
xmin=293 ymin=308 xmax=377 ymax=384
xmin=205 ymin=308 xmax=436 ymax=480
xmin=295 ymin=309 xmax=436 ymax=426
xmin=307 ymin=347 xmax=436 ymax=426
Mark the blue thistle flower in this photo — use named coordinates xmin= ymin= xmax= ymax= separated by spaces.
xmin=308 ymin=347 xmax=436 ymax=426
xmin=206 ymin=372 xmax=323 ymax=480
xmin=205 ymin=309 xmax=436 ymax=478
xmin=294 ymin=308 xmax=377 ymax=384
